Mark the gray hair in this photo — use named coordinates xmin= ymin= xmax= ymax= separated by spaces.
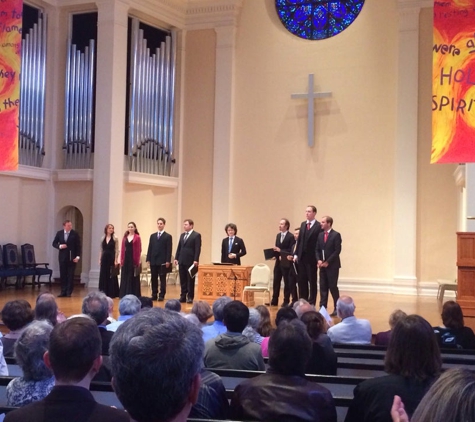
xmin=110 ymin=308 xmax=204 ymax=422
xmin=212 ymin=296 xmax=232 ymax=322
xmin=118 ymin=295 xmax=141 ymax=316
xmin=106 ymin=297 xmax=114 ymax=313
xmin=15 ymin=320 xmax=54 ymax=381
xmin=336 ymin=296 xmax=355 ymax=319
xmin=191 ymin=301 xmax=212 ymax=324
xmin=294 ymin=302 xmax=316 ymax=319
xmin=82 ymin=291 xmax=109 ymax=325
xmin=247 ymin=308 xmax=261 ymax=330
xmin=165 ymin=299 xmax=181 ymax=312
xmin=184 ymin=313 xmax=201 ymax=327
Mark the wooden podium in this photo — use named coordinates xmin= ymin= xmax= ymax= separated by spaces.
xmin=456 ymin=232 xmax=475 ymax=317
xmin=197 ymin=265 xmax=253 ymax=304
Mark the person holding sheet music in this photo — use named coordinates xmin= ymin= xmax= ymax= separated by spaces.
xmin=221 ymin=223 xmax=247 ymax=265
xmin=174 ymin=219 xmax=201 ymax=304
xmin=271 ymin=219 xmax=296 ymax=307
xmin=316 ymin=216 xmax=341 ymax=317
xmin=146 ymin=217 xmax=172 ymax=301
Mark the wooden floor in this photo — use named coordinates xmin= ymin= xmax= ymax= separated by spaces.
xmin=0 ymin=281 xmax=445 ymax=334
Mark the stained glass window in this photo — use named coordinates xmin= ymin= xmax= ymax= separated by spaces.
xmin=275 ymin=0 xmax=365 ymax=41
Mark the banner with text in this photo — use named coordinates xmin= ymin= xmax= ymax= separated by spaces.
xmin=0 ymin=0 xmax=21 ymax=171
xmin=432 ymin=0 xmax=475 ymax=163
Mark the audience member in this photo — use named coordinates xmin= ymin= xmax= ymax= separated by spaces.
xmin=184 ymin=313 xmax=201 ymax=327
xmin=202 ymin=295 xmax=232 ymax=342
xmin=110 ymin=308 xmax=226 ymax=422
xmin=231 ymin=319 xmax=337 ymax=422
xmin=106 ymin=294 xmax=141 ymax=332
xmin=6 ymin=321 xmax=54 ymax=406
xmin=327 ymin=296 xmax=372 ymax=344
xmin=243 ymin=308 xmax=264 ymax=344
xmin=106 ymin=296 xmax=116 ymax=323
xmin=139 ymin=296 xmax=154 ymax=309
xmin=165 ymin=299 xmax=182 ymax=312
xmin=204 ymin=301 xmax=265 ymax=370
xmin=81 ymin=291 xmax=114 ymax=355
xmin=375 ymin=309 xmax=407 ymax=347
xmin=433 ymin=300 xmax=475 ymax=349
xmin=345 ymin=314 xmax=441 ymax=422
xmin=301 ymin=311 xmax=337 ymax=375
xmin=191 ymin=300 xmax=213 ymax=326
xmin=1 ymin=300 xmax=34 ymax=357
xmin=255 ymin=305 xmax=273 ymax=337
xmin=261 ymin=306 xmax=298 ymax=357
xmin=294 ymin=299 xmax=316 ymax=319
xmin=5 ymin=317 xmax=129 ymax=422
xmin=34 ymin=294 xmax=62 ymax=327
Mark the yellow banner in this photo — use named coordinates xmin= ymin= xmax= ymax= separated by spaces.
xmin=0 ymin=0 xmax=22 ymax=171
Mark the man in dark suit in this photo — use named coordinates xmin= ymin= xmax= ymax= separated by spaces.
xmin=221 ymin=223 xmax=247 ymax=265
xmin=174 ymin=219 xmax=202 ymax=303
xmin=4 ymin=317 xmax=129 ymax=422
xmin=295 ymin=205 xmax=322 ymax=305
xmin=271 ymin=218 xmax=296 ymax=307
xmin=316 ymin=216 xmax=342 ymax=316
xmin=146 ymin=217 xmax=173 ymax=301
xmin=52 ymin=219 xmax=81 ymax=297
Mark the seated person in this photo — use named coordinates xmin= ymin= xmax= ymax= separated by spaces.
xmin=375 ymin=309 xmax=407 ymax=347
xmin=261 ymin=307 xmax=298 ymax=358
xmin=433 ymin=300 xmax=475 ymax=349
xmin=7 ymin=321 xmax=54 ymax=407
xmin=230 ymin=319 xmax=337 ymax=422
xmin=1 ymin=299 xmax=34 ymax=357
xmin=202 ymin=296 xmax=232 ymax=342
xmin=204 ymin=301 xmax=265 ymax=370
xmin=191 ymin=301 xmax=213 ymax=327
xmin=301 ymin=311 xmax=337 ymax=375
xmin=243 ymin=308 xmax=265 ymax=345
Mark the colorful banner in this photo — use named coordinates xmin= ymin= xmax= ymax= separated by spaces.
xmin=432 ymin=0 xmax=475 ymax=163
xmin=0 ymin=0 xmax=21 ymax=171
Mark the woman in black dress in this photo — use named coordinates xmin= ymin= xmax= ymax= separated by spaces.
xmin=119 ymin=222 xmax=142 ymax=298
xmin=98 ymin=223 xmax=120 ymax=298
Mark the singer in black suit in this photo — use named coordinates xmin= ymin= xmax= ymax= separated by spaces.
xmin=295 ymin=205 xmax=322 ymax=305
xmin=146 ymin=217 xmax=173 ymax=301
xmin=174 ymin=219 xmax=202 ymax=303
xmin=316 ymin=216 xmax=341 ymax=316
xmin=52 ymin=220 xmax=81 ymax=297
xmin=221 ymin=223 xmax=247 ymax=265
xmin=271 ymin=218 xmax=296 ymax=306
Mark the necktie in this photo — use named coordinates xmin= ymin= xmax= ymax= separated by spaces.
xmin=64 ymin=232 xmax=69 ymax=242
xmin=157 ymin=232 xmax=161 ymax=239
xmin=229 ymin=237 xmax=233 ymax=253
xmin=184 ymin=232 xmax=189 ymax=242
xmin=306 ymin=222 xmax=310 ymax=231
xmin=281 ymin=233 xmax=285 ymax=243
xmin=324 ymin=231 xmax=328 ymax=243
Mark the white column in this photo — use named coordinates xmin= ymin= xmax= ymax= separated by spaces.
xmin=211 ymin=25 xmax=237 ymax=262
xmin=89 ymin=0 xmax=129 ymax=287
xmin=393 ymin=5 xmax=420 ymax=293
xmin=466 ymin=164 xmax=475 ymax=231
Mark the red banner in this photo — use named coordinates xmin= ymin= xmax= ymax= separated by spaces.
xmin=432 ymin=0 xmax=475 ymax=163
xmin=0 ymin=0 xmax=22 ymax=171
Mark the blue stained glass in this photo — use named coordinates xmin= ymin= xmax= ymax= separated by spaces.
xmin=275 ymin=0 xmax=365 ymax=40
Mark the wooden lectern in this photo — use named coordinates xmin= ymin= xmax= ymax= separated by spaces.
xmin=197 ymin=265 xmax=253 ymax=305
xmin=456 ymin=232 xmax=475 ymax=317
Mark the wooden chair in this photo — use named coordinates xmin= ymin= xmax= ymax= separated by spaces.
xmin=20 ymin=243 xmax=52 ymax=287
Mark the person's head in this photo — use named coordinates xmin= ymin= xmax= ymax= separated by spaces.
xmin=389 ymin=309 xmax=407 ymax=330
xmin=247 ymin=308 xmax=261 ymax=330
xmin=81 ymin=291 xmax=109 ymax=325
xmin=184 ymin=313 xmax=201 ymax=327
xmin=165 ymin=299 xmax=182 ymax=313
xmin=410 ymin=368 xmax=475 ymax=422
xmin=301 ymin=311 xmax=327 ymax=340
xmin=15 ymin=320 xmax=53 ymax=381
xmin=110 ymin=308 xmax=203 ymax=422
xmin=118 ymin=295 xmax=142 ymax=316
xmin=320 ymin=216 xmax=333 ymax=231
xmin=225 ymin=223 xmax=237 ymax=237
xmin=269 ymin=319 xmax=312 ymax=376
xmin=212 ymin=296 xmax=232 ymax=322
xmin=294 ymin=228 xmax=300 ymax=240
xmin=139 ymin=297 xmax=154 ymax=309
xmin=1 ymin=299 xmax=33 ymax=331
xmin=125 ymin=221 xmax=139 ymax=237
xmin=157 ymin=218 xmax=166 ymax=232
xmin=255 ymin=305 xmax=273 ymax=337
xmin=35 ymin=293 xmax=58 ymax=326
xmin=305 ymin=205 xmax=317 ymax=221
xmin=385 ymin=314 xmax=441 ymax=381
xmin=336 ymin=296 xmax=356 ymax=319
xmin=441 ymin=300 xmax=465 ymax=330
xmin=295 ymin=302 xmax=316 ymax=319
xmin=104 ymin=223 xmax=115 ymax=236
xmin=191 ymin=301 xmax=213 ymax=324
xmin=275 ymin=306 xmax=298 ymax=326
xmin=106 ymin=296 xmax=114 ymax=316
xmin=63 ymin=220 xmax=72 ymax=231
xmin=183 ymin=219 xmax=194 ymax=232
xmin=279 ymin=219 xmax=290 ymax=232
xmin=45 ymin=316 xmax=102 ymax=383
xmin=223 ymin=301 xmax=249 ymax=333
